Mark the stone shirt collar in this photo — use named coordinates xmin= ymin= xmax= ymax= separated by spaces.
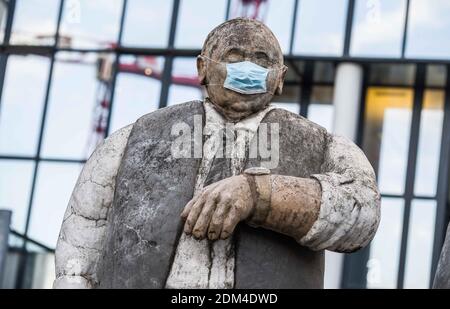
xmin=203 ymin=99 xmax=275 ymax=134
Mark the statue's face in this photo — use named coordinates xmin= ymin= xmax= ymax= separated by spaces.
xmin=197 ymin=19 xmax=287 ymax=121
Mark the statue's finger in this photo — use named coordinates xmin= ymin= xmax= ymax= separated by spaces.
xmin=184 ymin=197 xmax=205 ymax=234
xmin=181 ymin=195 xmax=199 ymax=219
xmin=192 ymin=194 xmax=218 ymax=239
xmin=220 ymin=207 xmax=240 ymax=239
xmin=207 ymin=198 xmax=232 ymax=240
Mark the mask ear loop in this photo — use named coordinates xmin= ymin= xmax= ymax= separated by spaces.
xmin=199 ymin=55 xmax=224 ymax=87
xmin=200 ymin=55 xmax=222 ymax=64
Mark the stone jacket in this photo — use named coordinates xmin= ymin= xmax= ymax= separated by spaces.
xmin=434 ymin=223 xmax=450 ymax=288
xmin=53 ymin=101 xmax=380 ymax=289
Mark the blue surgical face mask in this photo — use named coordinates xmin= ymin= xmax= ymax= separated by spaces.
xmin=224 ymin=61 xmax=269 ymax=94
xmin=202 ymin=56 xmax=274 ymax=95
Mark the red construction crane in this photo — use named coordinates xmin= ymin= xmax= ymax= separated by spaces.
xmin=232 ymin=0 xmax=269 ymax=20
xmin=17 ymin=0 xmax=272 ymax=157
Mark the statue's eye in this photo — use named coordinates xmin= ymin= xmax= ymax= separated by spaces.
xmin=253 ymin=52 xmax=272 ymax=68
xmin=252 ymin=59 xmax=271 ymax=69
xmin=226 ymin=55 xmax=244 ymax=63
xmin=223 ymin=48 xmax=245 ymax=63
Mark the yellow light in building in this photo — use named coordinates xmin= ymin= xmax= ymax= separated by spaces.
xmin=365 ymin=87 xmax=413 ymax=124
xmin=144 ymin=68 xmax=152 ymax=76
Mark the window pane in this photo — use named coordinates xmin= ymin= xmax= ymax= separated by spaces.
xmin=293 ymin=0 xmax=348 ymax=56
xmin=308 ymin=86 xmax=334 ymax=132
xmin=167 ymin=57 xmax=202 ymax=106
xmin=10 ymin=0 xmax=59 ymax=45
xmin=110 ymin=55 xmax=164 ymax=132
xmin=175 ymin=0 xmax=227 ymax=48
xmin=168 ymin=85 xmax=203 ymax=106
xmin=369 ymin=63 xmax=416 ymax=86
xmin=314 ymin=62 xmax=335 ymax=83
xmin=272 ymin=85 xmax=301 ymax=113
xmin=414 ymin=90 xmax=444 ymax=197
xmin=59 ymin=0 xmax=123 ymax=49
xmin=42 ymin=52 xmax=107 ymax=159
xmin=28 ymin=162 xmax=82 ymax=248
xmin=0 ymin=1 xmax=7 ymax=43
xmin=367 ymin=197 xmax=404 ymax=289
xmin=404 ymin=199 xmax=437 ymax=289
xmin=426 ymin=65 xmax=447 ymax=87
xmin=2 ymin=246 xmax=21 ymax=288
xmin=406 ymin=0 xmax=450 ymax=59
xmin=0 ymin=55 xmax=50 ymax=156
xmin=0 ymin=160 xmax=34 ymax=233
xmin=308 ymin=105 xmax=334 ymax=132
xmin=25 ymin=250 xmax=56 ymax=289
xmin=228 ymin=0 xmax=295 ymax=53
xmin=122 ymin=0 xmax=172 ymax=47
xmin=363 ymin=87 xmax=413 ymax=195
xmin=351 ymin=0 xmax=407 ymax=57
xmin=171 ymin=57 xmax=200 ymax=87
xmin=8 ymin=232 xmax=24 ymax=248
xmin=285 ymin=61 xmax=304 ymax=83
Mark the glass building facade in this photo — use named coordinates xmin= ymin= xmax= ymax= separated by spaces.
xmin=0 ymin=0 xmax=449 ymax=289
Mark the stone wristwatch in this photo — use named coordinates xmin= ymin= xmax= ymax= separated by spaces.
xmin=243 ymin=167 xmax=272 ymax=227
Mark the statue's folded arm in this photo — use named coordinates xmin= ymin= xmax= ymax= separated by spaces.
xmin=299 ymin=133 xmax=381 ymax=253
xmin=240 ymin=132 xmax=381 ymax=253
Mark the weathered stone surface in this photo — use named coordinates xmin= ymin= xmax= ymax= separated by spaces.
xmin=247 ymin=108 xmax=327 ymax=176
xmin=166 ymin=235 xmax=235 ymax=289
xmin=166 ymin=101 xmax=275 ymax=289
xmin=53 ymin=275 xmax=92 ymax=289
xmin=97 ymin=101 xmax=204 ymax=288
xmin=55 ymin=101 xmax=380 ymax=289
xmin=54 ymin=124 xmax=132 ymax=288
xmin=89 ymin=102 xmax=331 ymax=288
xmin=235 ymin=225 xmax=324 ymax=288
xmin=235 ymin=108 xmax=327 ymax=288
xmin=260 ymin=175 xmax=321 ymax=240
xmin=300 ymin=134 xmax=381 ymax=253
xmin=433 ymin=223 xmax=450 ymax=289
xmin=197 ymin=18 xmax=287 ymax=122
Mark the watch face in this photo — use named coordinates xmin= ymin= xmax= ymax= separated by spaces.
xmin=245 ymin=167 xmax=271 ymax=175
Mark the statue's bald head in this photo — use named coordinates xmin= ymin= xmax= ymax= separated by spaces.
xmin=201 ymin=18 xmax=284 ymax=65
xmin=197 ymin=18 xmax=287 ymax=121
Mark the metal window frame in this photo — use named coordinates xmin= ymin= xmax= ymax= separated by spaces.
xmin=396 ymin=63 xmax=426 ymax=289
xmin=341 ymin=63 xmax=370 ymax=289
xmin=342 ymin=62 xmax=450 ymax=289
xmin=0 ymin=0 xmax=15 ymax=114
xmin=12 ymin=0 xmax=65 ymax=288
xmin=430 ymin=64 xmax=450 ymax=286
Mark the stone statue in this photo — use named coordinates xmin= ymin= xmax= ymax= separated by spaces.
xmin=53 ymin=18 xmax=381 ymax=289
xmin=433 ymin=223 xmax=450 ymax=288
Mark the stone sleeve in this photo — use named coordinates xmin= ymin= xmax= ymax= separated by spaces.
xmin=53 ymin=124 xmax=133 ymax=289
xmin=299 ymin=134 xmax=381 ymax=253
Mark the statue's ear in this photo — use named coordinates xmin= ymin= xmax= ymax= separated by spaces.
xmin=275 ymin=65 xmax=288 ymax=96
xmin=197 ymin=55 xmax=207 ymax=85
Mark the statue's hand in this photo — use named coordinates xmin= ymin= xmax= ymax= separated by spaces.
xmin=181 ymin=175 xmax=253 ymax=240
